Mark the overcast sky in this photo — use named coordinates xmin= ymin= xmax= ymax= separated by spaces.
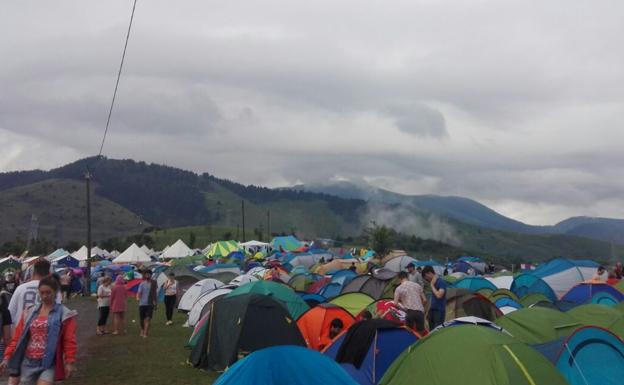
xmin=2 ymin=1 xmax=624 ymax=225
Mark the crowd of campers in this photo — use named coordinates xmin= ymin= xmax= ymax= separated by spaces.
xmin=1 ymin=235 xmax=624 ymax=384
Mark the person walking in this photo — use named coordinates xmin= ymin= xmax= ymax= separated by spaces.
xmin=59 ymin=271 xmax=72 ymax=302
xmin=96 ymin=277 xmax=113 ymax=335
xmin=136 ymin=270 xmax=157 ymax=338
xmin=163 ymin=273 xmax=178 ymax=326
xmin=110 ymin=275 xmax=127 ymax=336
xmin=422 ymin=266 xmax=447 ymax=330
xmin=393 ymin=271 xmax=427 ymax=334
xmin=1 ymin=276 xmax=77 ymax=384
xmin=8 ymin=260 xmax=60 ymax=329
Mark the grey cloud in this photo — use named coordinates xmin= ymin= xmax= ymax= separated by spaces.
xmin=385 ymin=104 xmax=447 ymax=138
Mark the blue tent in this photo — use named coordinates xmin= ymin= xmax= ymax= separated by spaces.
xmin=300 ymin=293 xmax=327 ymax=307
xmin=511 ymin=273 xmax=557 ymax=302
xmin=495 ymin=297 xmax=523 ymax=310
xmin=214 ymin=345 xmax=358 ymax=385
xmin=53 ymin=255 xmax=79 ymax=268
xmin=271 ymin=236 xmax=303 ymax=252
xmin=452 ymin=260 xmax=474 ymax=274
xmin=591 ymin=292 xmax=619 ymax=307
xmin=324 ymin=320 xmax=418 ymax=385
xmin=320 ymin=270 xmax=358 ymax=299
xmin=453 ymin=277 xmax=497 ymax=292
xmin=554 ymin=326 xmax=624 ymax=385
xmin=561 ymin=283 xmax=624 ymax=305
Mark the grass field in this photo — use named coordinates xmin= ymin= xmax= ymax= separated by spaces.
xmin=65 ymin=297 xmax=218 ymax=385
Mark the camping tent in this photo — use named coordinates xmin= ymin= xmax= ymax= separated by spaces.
xmin=204 ymin=241 xmax=239 ymax=258
xmin=561 ymin=282 xmax=624 ymax=305
xmin=567 ymin=304 xmax=624 ymax=337
xmin=341 ymin=270 xmax=399 ymax=300
xmin=186 ymin=288 xmax=232 ymax=327
xmin=227 ymin=280 xmax=309 ymax=319
xmin=189 ymin=294 xmax=306 ymax=371
xmin=178 ymin=278 xmax=224 ymax=312
xmin=453 ymin=276 xmax=498 ymax=292
xmin=213 ymin=345 xmax=358 ymax=385
xmin=297 ymin=303 xmax=355 ymax=350
xmin=330 ymin=293 xmax=376 ymax=316
xmin=532 ymin=258 xmax=599 ymax=297
xmin=160 ymin=239 xmax=193 ymax=259
xmin=495 ymin=307 xmax=581 ymax=344
xmin=382 ymin=255 xmax=417 ymax=273
xmin=379 ymin=325 xmax=568 ymax=385
xmin=443 ymin=292 xmax=502 ymax=322
xmin=0 ymin=256 xmax=22 ymax=273
xmin=554 ymin=326 xmax=624 ymax=385
xmin=271 ymin=236 xmax=303 ymax=252
xmin=112 ymin=243 xmax=151 ymax=264
xmin=324 ymin=320 xmax=419 ymax=385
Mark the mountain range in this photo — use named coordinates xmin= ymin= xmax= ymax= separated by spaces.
xmin=292 ymin=181 xmax=624 ymax=245
xmin=0 ymin=157 xmax=623 ymax=262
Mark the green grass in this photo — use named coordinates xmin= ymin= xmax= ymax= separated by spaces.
xmin=66 ymin=298 xmax=218 ymax=385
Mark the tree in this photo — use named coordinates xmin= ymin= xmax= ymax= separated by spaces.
xmin=188 ymin=231 xmax=196 ymax=248
xmin=366 ymin=222 xmax=394 ymax=257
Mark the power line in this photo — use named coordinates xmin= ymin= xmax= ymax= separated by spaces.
xmin=98 ymin=0 xmax=138 ymax=157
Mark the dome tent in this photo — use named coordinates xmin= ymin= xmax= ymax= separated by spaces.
xmin=379 ymin=325 xmax=568 ymax=385
xmin=297 ymin=303 xmax=355 ymax=350
xmin=227 ymin=280 xmax=309 ymax=319
xmin=495 ymin=307 xmax=581 ymax=344
xmin=213 ymin=346 xmax=358 ymax=385
xmin=189 ymin=293 xmax=305 ymax=371
xmin=324 ymin=320 xmax=419 ymax=385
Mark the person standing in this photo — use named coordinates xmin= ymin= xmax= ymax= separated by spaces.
xmin=136 ymin=270 xmax=157 ymax=338
xmin=0 ymin=280 xmax=13 ymax=359
xmin=96 ymin=277 xmax=113 ymax=335
xmin=8 ymin=260 xmax=60 ymax=329
xmin=394 ymin=271 xmax=427 ymax=334
xmin=1 ymin=276 xmax=77 ymax=384
xmin=162 ymin=273 xmax=178 ymax=326
xmin=406 ymin=263 xmax=424 ymax=287
xmin=422 ymin=266 xmax=447 ymax=330
xmin=592 ymin=266 xmax=607 ymax=282
xmin=59 ymin=271 xmax=72 ymax=302
xmin=109 ymin=276 xmax=127 ymax=335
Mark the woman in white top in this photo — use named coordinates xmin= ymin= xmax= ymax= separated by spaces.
xmin=96 ymin=276 xmax=113 ymax=335
xmin=163 ymin=273 xmax=178 ymax=326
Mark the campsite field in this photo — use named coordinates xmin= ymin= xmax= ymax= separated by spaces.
xmin=65 ymin=297 xmax=217 ymax=385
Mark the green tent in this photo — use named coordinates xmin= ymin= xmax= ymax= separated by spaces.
xmin=380 ymin=325 xmax=568 ymax=385
xmin=567 ymin=304 xmax=624 ymax=338
xmin=616 ymin=301 xmax=624 ymax=314
xmin=519 ymin=292 xmax=552 ymax=308
xmin=227 ymin=280 xmax=309 ymax=319
xmin=495 ymin=307 xmax=580 ymax=344
xmin=0 ymin=257 xmax=21 ymax=273
xmin=271 ymin=236 xmax=303 ymax=252
xmin=205 ymin=241 xmax=240 ymax=258
xmin=489 ymin=288 xmax=520 ymax=303
xmin=329 ymin=293 xmax=375 ymax=316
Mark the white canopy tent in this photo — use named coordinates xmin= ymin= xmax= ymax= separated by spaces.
xmin=113 ymin=243 xmax=151 ymax=264
xmin=71 ymin=246 xmax=89 ymax=262
xmin=160 ymin=239 xmax=193 ymax=259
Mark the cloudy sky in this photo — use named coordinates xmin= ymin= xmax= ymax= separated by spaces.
xmin=2 ymin=1 xmax=624 ymax=225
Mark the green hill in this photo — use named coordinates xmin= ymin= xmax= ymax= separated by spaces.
xmin=1 ymin=157 xmax=623 ymax=263
xmin=0 ymin=179 xmax=147 ymax=246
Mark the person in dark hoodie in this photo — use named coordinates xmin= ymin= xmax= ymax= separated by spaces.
xmin=136 ymin=269 xmax=157 ymax=339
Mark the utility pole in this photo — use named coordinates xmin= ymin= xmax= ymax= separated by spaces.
xmin=241 ymin=200 xmax=246 ymax=242
xmin=85 ymin=170 xmax=92 ymax=296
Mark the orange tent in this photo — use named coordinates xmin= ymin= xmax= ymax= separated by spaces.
xmin=296 ymin=303 xmax=355 ymax=350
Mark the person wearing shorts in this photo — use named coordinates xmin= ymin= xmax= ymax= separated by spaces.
xmin=136 ymin=270 xmax=157 ymax=339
